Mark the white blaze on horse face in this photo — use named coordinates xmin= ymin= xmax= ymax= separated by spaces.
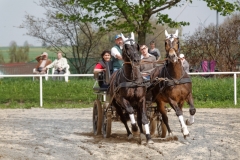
xmin=168 ymin=49 xmax=178 ymax=63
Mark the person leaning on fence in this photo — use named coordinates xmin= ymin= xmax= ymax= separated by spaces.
xmin=140 ymin=44 xmax=156 ymax=80
xmin=93 ymin=50 xmax=113 ymax=88
xmin=43 ymin=51 xmax=69 ymax=80
xmin=111 ymin=34 xmax=123 ymax=72
xmin=179 ymin=53 xmax=189 ymax=73
xmin=34 ymin=52 xmax=52 ymax=74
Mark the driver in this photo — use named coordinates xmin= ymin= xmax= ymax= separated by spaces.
xmin=111 ymin=34 xmax=123 ymax=72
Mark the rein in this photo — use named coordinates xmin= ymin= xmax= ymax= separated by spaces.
xmin=123 ymin=58 xmax=168 ymax=66
xmin=163 ymin=63 xmax=188 ymax=85
xmin=121 ymin=38 xmax=141 ymax=82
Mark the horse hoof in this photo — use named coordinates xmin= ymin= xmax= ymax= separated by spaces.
xmin=131 ymin=123 xmax=138 ymax=132
xmin=140 ymin=133 xmax=146 ymax=139
xmin=184 ymin=134 xmax=190 ymax=139
xmin=181 ymin=126 xmax=189 ymax=136
xmin=128 ymin=134 xmax=133 ymax=140
xmin=147 ymin=139 xmax=154 ymax=144
xmin=186 ymin=119 xmax=194 ymax=126
xmin=140 ymin=133 xmax=146 ymax=145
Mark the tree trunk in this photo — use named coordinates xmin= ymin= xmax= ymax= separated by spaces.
xmin=138 ymin=30 xmax=146 ymax=45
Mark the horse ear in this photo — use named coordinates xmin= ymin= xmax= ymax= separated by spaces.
xmin=130 ymin=32 xmax=135 ymax=40
xmin=165 ymin=30 xmax=169 ymax=38
xmin=121 ymin=33 xmax=127 ymax=42
xmin=174 ymin=29 xmax=179 ymax=37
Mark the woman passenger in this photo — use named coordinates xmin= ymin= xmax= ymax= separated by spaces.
xmin=93 ymin=50 xmax=113 ymax=88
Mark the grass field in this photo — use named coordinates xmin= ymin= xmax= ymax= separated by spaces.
xmin=0 ymin=77 xmax=240 ymax=109
xmin=0 ymin=46 xmax=56 ymax=62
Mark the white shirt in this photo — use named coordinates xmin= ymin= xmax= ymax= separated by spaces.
xmin=46 ymin=57 xmax=68 ymax=70
xmin=39 ymin=60 xmax=47 ymax=68
xmin=111 ymin=46 xmax=122 ymax=58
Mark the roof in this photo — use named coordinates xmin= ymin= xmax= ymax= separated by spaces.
xmin=0 ymin=63 xmax=37 ymax=75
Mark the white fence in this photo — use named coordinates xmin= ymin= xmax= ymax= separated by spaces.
xmin=0 ymin=72 xmax=240 ymax=107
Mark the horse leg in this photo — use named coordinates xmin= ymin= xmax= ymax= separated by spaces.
xmin=157 ymin=100 xmax=173 ymax=137
xmin=139 ymin=98 xmax=154 ymax=144
xmin=112 ymin=100 xmax=133 ymax=139
xmin=185 ymin=93 xmax=196 ymax=125
xmin=136 ymin=107 xmax=143 ymax=134
xmin=136 ymin=107 xmax=146 ymax=144
xmin=122 ymin=99 xmax=138 ymax=133
xmin=172 ymin=101 xmax=189 ymax=137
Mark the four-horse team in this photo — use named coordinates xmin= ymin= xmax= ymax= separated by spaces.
xmin=92 ymin=30 xmax=196 ymax=144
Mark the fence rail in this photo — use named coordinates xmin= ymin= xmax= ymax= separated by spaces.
xmin=0 ymin=72 xmax=239 ymax=107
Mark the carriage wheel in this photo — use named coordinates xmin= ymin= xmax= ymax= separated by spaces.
xmin=150 ymin=118 xmax=157 ymax=136
xmin=92 ymin=100 xmax=103 ymax=135
xmin=102 ymin=109 xmax=112 ymax=138
xmin=157 ymin=119 xmax=167 ymax=138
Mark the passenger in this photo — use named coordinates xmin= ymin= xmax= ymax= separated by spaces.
xmin=43 ymin=51 xmax=69 ymax=80
xmin=148 ymin=41 xmax=161 ymax=60
xmin=111 ymin=34 xmax=123 ymax=72
xmin=140 ymin=45 xmax=156 ymax=80
xmin=34 ymin=52 xmax=52 ymax=74
xmin=94 ymin=50 xmax=113 ymax=88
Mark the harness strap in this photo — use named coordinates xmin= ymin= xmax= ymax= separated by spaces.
xmin=165 ymin=77 xmax=192 ymax=87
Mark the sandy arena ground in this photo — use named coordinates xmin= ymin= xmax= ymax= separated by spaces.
xmin=0 ymin=108 xmax=240 ymax=160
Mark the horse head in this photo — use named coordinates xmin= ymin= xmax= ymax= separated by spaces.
xmin=165 ymin=30 xmax=180 ymax=63
xmin=121 ymin=32 xmax=141 ymax=66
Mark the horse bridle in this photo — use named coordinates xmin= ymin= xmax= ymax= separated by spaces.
xmin=164 ymin=35 xmax=186 ymax=82
xmin=165 ymin=35 xmax=180 ymax=59
xmin=121 ymin=38 xmax=141 ymax=82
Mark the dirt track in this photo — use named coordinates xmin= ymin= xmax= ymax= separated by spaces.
xmin=0 ymin=108 xmax=240 ymax=160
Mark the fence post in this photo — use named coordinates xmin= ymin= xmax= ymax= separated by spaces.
xmin=234 ymin=73 xmax=237 ymax=105
xmin=40 ymin=76 xmax=43 ymax=107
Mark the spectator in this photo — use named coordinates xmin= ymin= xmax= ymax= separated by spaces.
xmin=111 ymin=34 xmax=123 ymax=71
xmin=179 ymin=53 xmax=189 ymax=73
xmin=148 ymin=41 xmax=161 ymax=60
xmin=34 ymin=52 xmax=52 ymax=74
xmin=43 ymin=51 xmax=69 ymax=80
xmin=140 ymin=45 xmax=156 ymax=80
xmin=94 ymin=50 xmax=113 ymax=88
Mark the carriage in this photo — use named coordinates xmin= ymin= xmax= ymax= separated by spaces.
xmin=92 ymin=65 xmax=167 ymax=139
xmin=92 ymin=30 xmax=196 ymax=144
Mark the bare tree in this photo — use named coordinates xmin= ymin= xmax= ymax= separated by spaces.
xmin=21 ymin=0 xmax=111 ymax=73
xmin=182 ymin=13 xmax=240 ymax=72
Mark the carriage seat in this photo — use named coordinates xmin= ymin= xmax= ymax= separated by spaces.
xmin=93 ymin=72 xmax=109 ymax=92
xmin=93 ymin=61 xmax=112 ymax=92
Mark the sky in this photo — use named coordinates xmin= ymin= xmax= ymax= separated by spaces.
xmin=0 ymin=0 xmax=234 ymax=47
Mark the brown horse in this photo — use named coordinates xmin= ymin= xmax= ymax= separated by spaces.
xmin=108 ymin=32 xmax=153 ymax=144
xmin=150 ymin=30 xmax=196 ymax=138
